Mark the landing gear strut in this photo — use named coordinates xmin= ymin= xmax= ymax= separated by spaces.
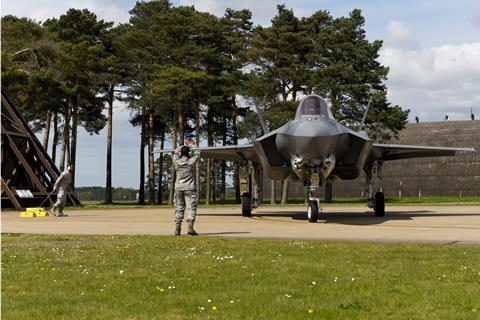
xmin=306 ymin=171 xmax=321 ymax=223
xmin=239 ymin=161 xmax=262 ymax=218
xmin=365 ymin=162 xmax=385 ymax=217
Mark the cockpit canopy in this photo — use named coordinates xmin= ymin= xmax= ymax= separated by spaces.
xmin=294 ymin=95 xmax=334 ymax=120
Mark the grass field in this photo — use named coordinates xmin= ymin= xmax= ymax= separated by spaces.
xmin=76 ymin=196 xmax=480 ymax=210
xmin=2 ymin=234 xmax=479 ymax=319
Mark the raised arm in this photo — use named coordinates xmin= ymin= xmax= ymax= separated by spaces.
xmin=188 ymin=146 xmax=200 ymax=165
xmin=53 ymin=171 xmax=67 ymax=191
xmin=173 ymin=145 xmax=182 ymax=162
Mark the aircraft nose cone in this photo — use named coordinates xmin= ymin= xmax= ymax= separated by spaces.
xmin=280 ymin=118 xmax=347 ymax=162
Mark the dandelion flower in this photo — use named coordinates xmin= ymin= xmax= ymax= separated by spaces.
xmin=212 ymin=306 xmax=217 ymax=311
xmin=308 ymin=309 xmax=314 ymax=314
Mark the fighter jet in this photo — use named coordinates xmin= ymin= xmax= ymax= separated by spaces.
xmin=160 ymin=95 xmax=476 ymax=222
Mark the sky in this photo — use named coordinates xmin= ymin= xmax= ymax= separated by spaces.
xmin=2 ymin=0 xmax=480 ymax=188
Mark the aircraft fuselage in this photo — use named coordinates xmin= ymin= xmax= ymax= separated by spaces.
xmin=253 ymin=107 xmax=372 ymax=185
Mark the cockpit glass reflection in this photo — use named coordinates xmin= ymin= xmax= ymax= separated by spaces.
xmin=296 ymin=96 xmax=332 ymax=119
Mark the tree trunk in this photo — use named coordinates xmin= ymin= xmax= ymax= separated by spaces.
xmin=195 ymin=104 xmax=200 ymax=199
xmin=221 ymin=112 xmax=227 ymax=204
xmin=270 ymin=180 xmax=276 ymax=204
xmin=168 ymin=113 xmax=177 ymax=205
xmin=212 ymin=161 xmax=216 ymax=204
xmin=59 ymin=104 xmax=71 ymax=172
xmin=66 ymin=127 xmax=71 ymax=167
xmin=105 ymin=86 xmax=114 ymax=204
xmin=254 ymin=163 xmax=263 ymax=205
xmin=205 ymin=108 xmax=213 ymax=205
xmin=138 ymin=106 xmax=146 ymax=205
xmin=70 ymin=100 xmax=78 ymax=190
xmin=148 ymin=111 xmax=155 ymax=205
xmin=178 ymin=111 xmax=185 ymax=145
xmin=42 ymin=110 xmax=51 ymax=150
xmin=232 ymin=100 xmax=240 ymax=204
xmin=324 ymin=181 xmax=333 ymax=203
xmin=156 ymin=128 xmax=165 ymax=205
xmin=51 ymin=112 xmax=59 ymax=164
xmin=280 ymin=179 xmax=289 ymax=204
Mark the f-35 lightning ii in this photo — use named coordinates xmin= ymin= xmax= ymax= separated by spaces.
xmin=160 ymin=95 xmax=476 ymax=222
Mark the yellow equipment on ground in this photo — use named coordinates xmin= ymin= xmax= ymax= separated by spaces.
xmin=20 ymin=207 xmax=49 ymax=218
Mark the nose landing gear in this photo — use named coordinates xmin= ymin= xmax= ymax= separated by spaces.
xmin=307 ymin=198 xmax=319 ymax=222
xmin=306 ymin=171 xmax=321 ymax=223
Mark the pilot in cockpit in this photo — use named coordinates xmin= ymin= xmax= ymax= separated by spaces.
xmin=295 ymin=95 xmax=333 ymax=120
xmin=303 ymin=97 xmax=321 ymax=115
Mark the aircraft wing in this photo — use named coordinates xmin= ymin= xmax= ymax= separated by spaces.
xmin=157 ymin=144 xmax=259 ymax=162
xmin=370 ymin=143 xmax=476 ymax=161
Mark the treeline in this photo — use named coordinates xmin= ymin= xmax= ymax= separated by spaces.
xmin=1 ymin=1 xmax=408 ymax=205
xmin=74 ymin=187 xmax=138 ymax=202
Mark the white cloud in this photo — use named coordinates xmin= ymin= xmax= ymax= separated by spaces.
xmin=179 ymin=0 xmax=276 ymax=24
xmin=380 ymin=42 xmax=480 ymax=121
xmin=2 ymin=0 xmax=130 ymax=24
xmin=64 ymin=0 xmax=130 ymax=24
xmin=386 ymin=20 xmax=419 ymax=49
xmin=178 ymin=0 xmax=323 ymax=25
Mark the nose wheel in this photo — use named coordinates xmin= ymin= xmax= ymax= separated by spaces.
xmin=307 ymin=199 xmax=319 ymax=222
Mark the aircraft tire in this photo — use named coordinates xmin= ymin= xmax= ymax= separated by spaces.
xmin=374 ymin=192 xmax=385 ymax=217
xmin=241 ymin=193 xmax=251 ymax=217
xmin=307 ymin=200 xmax=319 ymax=222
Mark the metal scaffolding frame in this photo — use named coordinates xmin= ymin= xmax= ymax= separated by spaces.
xmin=1 ymin=92 xmax=80 ymax=209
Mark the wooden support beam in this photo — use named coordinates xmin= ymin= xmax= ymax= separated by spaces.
xmin=6 ymin=135 xmax=47 ymax=192
xmin=1 ymin=177 xmax=22 ymax=210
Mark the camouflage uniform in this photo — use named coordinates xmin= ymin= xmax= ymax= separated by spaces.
xmin=51 ymin=169 xmax=72 ymax=216
xmin=173 ymin=145 xmax=200 ymax=234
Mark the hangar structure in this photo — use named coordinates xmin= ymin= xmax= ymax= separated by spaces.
xmin=1 ymin=92 xmax=80 ymax=209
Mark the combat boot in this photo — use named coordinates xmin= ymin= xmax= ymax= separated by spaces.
xmin=175 ymin=222 xmax=182 ymax=236
xmin=49 ymin=207 xmax=57 ymax=216
xmin=187 ymin=221 xmax=198 ymax=236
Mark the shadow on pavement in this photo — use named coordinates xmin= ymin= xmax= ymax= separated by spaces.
xmin=251 ymin=210 xmax=480 ymax=226
xmin=200 ymin=231 xmax=251 ymax=236
xmin=200 ymin=210 xmax=480 ymax=226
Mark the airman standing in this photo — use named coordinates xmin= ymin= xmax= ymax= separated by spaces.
xmin=173 ymin=139 xmax=200 ymax=235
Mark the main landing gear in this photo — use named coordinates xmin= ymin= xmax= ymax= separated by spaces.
xmin=239 ymin=161 xmax=262 ymax=218
xmin=365 ymin=162 xmax=385 ymax=217
xmin=241 ymin=192 xmax=251 ymax=217
xmin=373 ymin=192 xmax=385 ymax=217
